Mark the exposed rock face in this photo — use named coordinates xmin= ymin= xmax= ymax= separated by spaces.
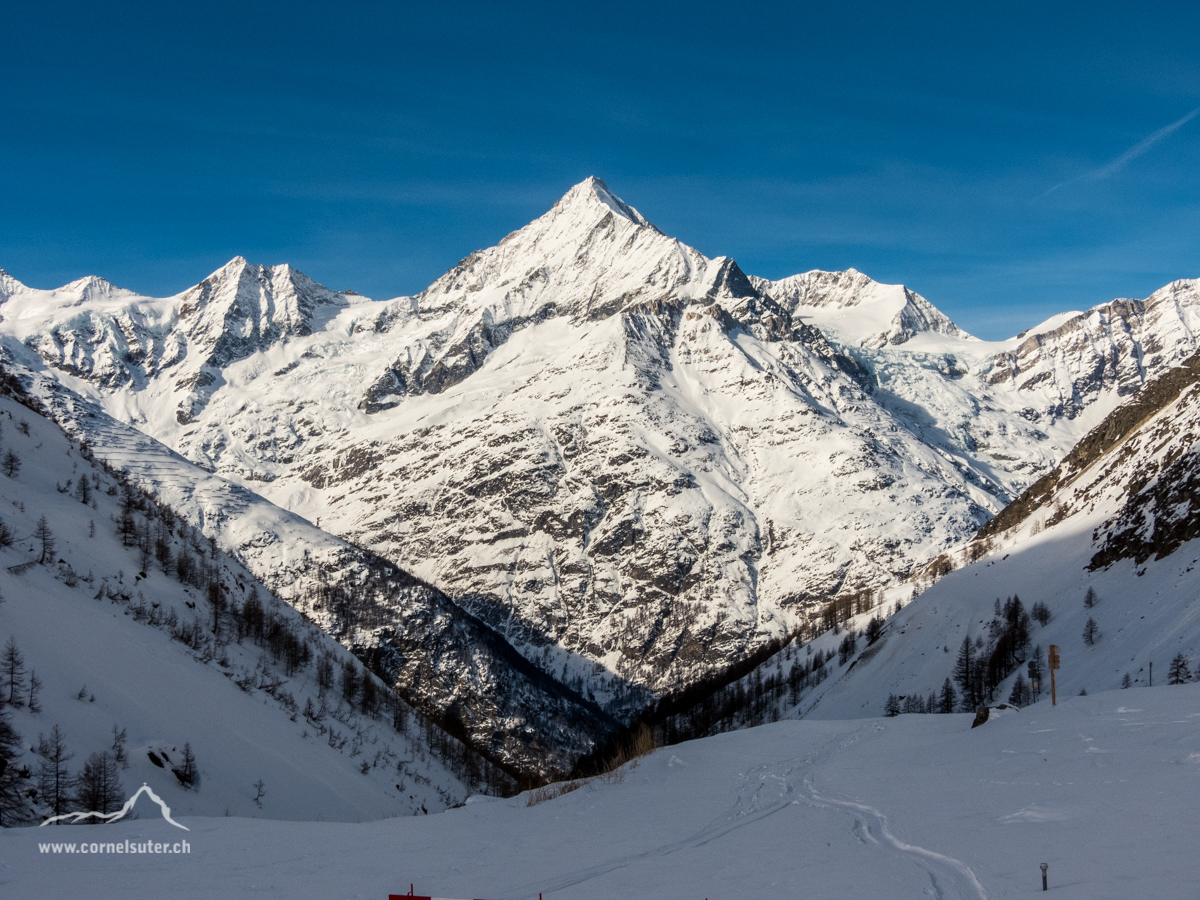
xmin=3 ymin=178 xmax=1198 ymax=714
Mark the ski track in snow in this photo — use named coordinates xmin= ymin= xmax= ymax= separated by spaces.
xmin=513 ymin=724 xmax=985 ymax=900
xmin=801 ymin=776 xmax=988 ymax=900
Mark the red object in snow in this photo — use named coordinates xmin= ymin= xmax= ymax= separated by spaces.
xmin=387 ymin=889 xmax=498 ymax=900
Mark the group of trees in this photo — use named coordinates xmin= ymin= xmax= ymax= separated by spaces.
xmin=2 ymin=637 xmax=41 ymax=711
xmin=820 ymin=589 xmax=881 ymax=633
xmin=0 ymin=633 xmax=28 ymax=824
xmin=0 ymin=719 xmax=142 ymax=826
xmin=885 ymin=678 xmax=957 ymax=716
xmin=644 ymin=638 xmax=856 ymax=746
xmin=113 ymin=483 xmax=222 ymax=592
xmin=1168 ymin=653 xmax=1194 ymax=685
xmin=35 ymin=725 xmax=135 ymax=822
xmin=879 ymin=595 xmax=1051 ymax=717
xmin=948 ymin=596 xmax=1037 ymax=711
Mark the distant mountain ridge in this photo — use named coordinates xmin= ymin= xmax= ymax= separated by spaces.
xmin=2 ymin=177 xmax=1197 ymax=712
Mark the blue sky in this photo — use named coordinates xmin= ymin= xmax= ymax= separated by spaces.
xmin=2 ymin=1 xmax=1198 ymax=338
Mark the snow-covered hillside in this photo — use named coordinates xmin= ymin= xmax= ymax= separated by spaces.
xmin=0 ymin=390 xmax=485 ymax=825
xmin=2 ymin=177 xmax=1197 ymax=709
xmin=5 ymin=685 xmax=1199 ymax=899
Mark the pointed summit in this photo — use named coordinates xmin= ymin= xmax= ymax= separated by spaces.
xmin=551 ymin=176 xmax=653 ymax=228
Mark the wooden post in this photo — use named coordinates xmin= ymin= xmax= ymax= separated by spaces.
xmin=1149 ymin=660 xmax=1153 ymax=687
xmin=1048 ymin=645 xmax=1060 ymax=706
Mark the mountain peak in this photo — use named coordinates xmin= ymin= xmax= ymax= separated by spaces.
xmin=552 ymin=177 xmax=653 ymax=229
xmin=0 ymin=267 xmax=29 ymax=300
xmin=58 ymin=274 xmax=137 ymax=301
xmin=753 ymin=268 xmax=971 ymax=347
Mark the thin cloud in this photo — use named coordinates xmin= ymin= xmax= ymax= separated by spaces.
xmin=1040 ymin=105 xmax=1200 ymax=198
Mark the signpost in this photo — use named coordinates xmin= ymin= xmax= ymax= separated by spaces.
xmin=1048 ymin=645 xmax=1060 ymax=706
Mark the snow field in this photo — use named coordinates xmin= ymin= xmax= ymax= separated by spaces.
xmin=4 ymin=684 xmax=1199 ymax=899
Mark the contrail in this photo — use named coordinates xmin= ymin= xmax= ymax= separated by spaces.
xmin=1040 ymin=105 xmax=1200 ymax=197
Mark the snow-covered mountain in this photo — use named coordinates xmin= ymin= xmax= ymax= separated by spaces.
xmin=11 ymin=371 xmax=616 ymax=780
xmin=2 ymin=178 xmax=1197 ymax=710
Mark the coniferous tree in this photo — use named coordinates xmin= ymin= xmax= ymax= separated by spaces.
xmin=0 ymin=706 xmax=26 ymax=826
xmin=208 ymin=582 xmax=226 ymax=636
xmin=38 ymin=725 xmax=76 ymax=819
xmin=241 ymin=590 xmax=265 ymax=643
xmin=939 ymin=677 xmax=957 ymax=714
xmin=837 ymin=631 xmax=858 ymax=666
xmin=1008 ymin=671 xmax=1028 ymax=706
xmin=953 ymin=635 xmax=975 ymax=709
xmin=117 ymin=498 xmax=138 ymax=546
xmin=1 ymin=450 xmax=20 ymax=478
xmin=77 ymin=751 xmax=124 ymax=819
xmin=34 ymin=517 xmax=56 ymax=564
xmin=1084 ymin=587 xmax=1098 ymax=608
xmin=175 ymin=550 xmax=195 ymax=585
xmin=884 ymin=694 xmax=901 ymax=717
xmin=1168 ymin=653 xmax=1192 ymax=685
xmin=175 ymin=742 xmax=197 ymax=788
xmin=341 ymin=660 xmax=359 ymax=704
xmin=1030 ymin=601 xmax=1051 ymax=626
xmin=1028 ymin=645 xmax=1045 ymax=699
xmin=360 ymin=672 xmax=378 ymax=717
xmin=1121 ymin=672 xmax=1133 ymax=689
xmin=27 ymin=670 xmax=41 ymax=713
xmin=111 ymin=725 xmax=129 ymax=769
xmin=1082 ymin=618 xmax=1099 ymax=646
xmin=1 ymin=637 xmax=26 ymax=706
xmin=316 ymin=653 xmax=335 ymax=696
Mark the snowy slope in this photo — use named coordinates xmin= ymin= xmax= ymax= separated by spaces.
xmin=5 ymin=685 xmax=1200 ymax=899
xmin=3 ymin=178 xmax=1197 ymax=708
xmin=0 ymin=392 xmax=474 ymax=824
